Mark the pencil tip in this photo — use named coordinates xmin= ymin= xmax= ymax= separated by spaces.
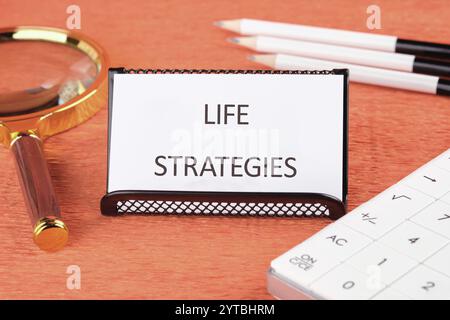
xmin=248 ymin=54 xmax=276 ymax=67
xmin=229 ymin=36 xmax=257 ymax=49
xmin=213 ymin=19 xmax=241 ymax=33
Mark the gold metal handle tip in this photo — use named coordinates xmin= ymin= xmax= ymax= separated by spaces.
xmin=33 ymin=217 xmax=68 ymax=252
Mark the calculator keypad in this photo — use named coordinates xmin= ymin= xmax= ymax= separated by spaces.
xmin=340 ymin=184 xmax=434 ymax=239
xmin=434 ymin=149 xmax=450 ymax=172
xmin=442 ymin=192 xmax=450 ymax=205
xmin=411 ymin=201 xmax=450 ymax=239
xmin=269 ymin=148 xmax=450 ymax=300
xmin=270 ymin=223 xmax=371 ymax=286
xmin=346 ymin=242 xmax=416 ymax=285
xmin=390 ymin=265 xmax=450 ymax=300
xmin=310 ymin=263 xmax=386 ymax=300
xmin=424 ymin=244 xmax=450 ymax=277
xmin=403 ymin=165 xmax=450 ymax=199
xmin=379 ymin=221 xmax=448 ymax=261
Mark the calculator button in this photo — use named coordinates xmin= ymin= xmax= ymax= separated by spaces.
xmin=347 ymin=242 xmax=417 ymax=285
xmin=403 ymin=164 xmax=450 ymax=199
xmin=391 ymin=265 xmax=450 ymax=300
xmin=340 ymin=184 xmax=434 ymax=239
xmin=379 ymin=221 xmax=448 ymax=261
xmin=441 ymin=192 xmax=450 ymax=205
xmin=433 ymin=149 xmax=450 ymax=172
xmin=313 ymin=222 xmax=372 ymax=258
xmin=310 ymin=263 xmax=386 ymax=300
xmin=424 ymin=245 xmax=450 ymax=277
xmin=372 ymin=287 xmax=411 ymax=300
xmin=270 ymin=223 xmax=371 ymax=286
xmin=411 ymin=201 xmax=450 ymax=239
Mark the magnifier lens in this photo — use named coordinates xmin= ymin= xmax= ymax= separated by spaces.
xmin=0 ymin=40 xmax=98 ymax=115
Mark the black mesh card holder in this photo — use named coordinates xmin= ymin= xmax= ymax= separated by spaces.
xmin=101 ymin=68 xmax=349 ymax=220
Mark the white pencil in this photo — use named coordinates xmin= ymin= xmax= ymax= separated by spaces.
xmin=215 ymin=19 xmax=450 ymax=61
xmin=229 ymin=36 xmax=450 ymax=77
xmin=249 ymin=54 xmax=450 ymax=96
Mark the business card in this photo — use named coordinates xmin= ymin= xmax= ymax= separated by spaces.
xmin=107 ymin=71 xmax=346 ymax=201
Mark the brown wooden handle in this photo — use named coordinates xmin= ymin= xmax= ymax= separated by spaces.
xmin=11 ymin=134 xmax=68 ymax=251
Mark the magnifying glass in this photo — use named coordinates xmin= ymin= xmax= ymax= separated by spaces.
xmin=0 ymin=27 xmax=108 ymax=251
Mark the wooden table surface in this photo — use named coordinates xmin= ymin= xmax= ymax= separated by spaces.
xmin=0 ymin=0 xmax=449 ymax=299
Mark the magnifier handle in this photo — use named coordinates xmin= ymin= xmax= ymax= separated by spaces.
xmin=11 ymin=134 xmax=68 ymax=251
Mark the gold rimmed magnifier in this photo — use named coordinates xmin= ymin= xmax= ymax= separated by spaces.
xmin=0 ymin=26 xmax=108 ymax=251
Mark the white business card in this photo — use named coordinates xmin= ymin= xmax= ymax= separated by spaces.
xmin=107 ymin=71 xmax=346 ymax=201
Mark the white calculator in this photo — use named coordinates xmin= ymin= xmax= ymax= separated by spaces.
xmin=268 ymin=148 xmax=450 ymax=300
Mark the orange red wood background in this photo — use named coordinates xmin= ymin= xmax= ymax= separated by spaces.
xmin=0 ymin=0 xmax=449 ymax=299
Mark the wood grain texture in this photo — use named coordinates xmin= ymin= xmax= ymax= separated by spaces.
xmin=0 ymin=0 xmax=449 ymax=299
xmin=11 ymin=135 xmax=61 ymax=226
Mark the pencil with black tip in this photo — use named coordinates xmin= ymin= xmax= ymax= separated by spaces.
xmin=229 ymin=36 xmax=450 ymax=78
xmin=216 ymin=19 xmax=450 ymax=61
xmin=249 ymin=54 xmax=450 ymax=96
